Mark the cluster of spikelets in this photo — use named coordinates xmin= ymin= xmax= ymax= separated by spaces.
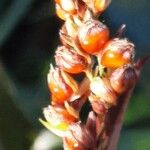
xmin=40 ymin=0 xmax=140 ymax=150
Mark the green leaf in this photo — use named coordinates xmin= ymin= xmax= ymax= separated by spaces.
xmin=119 ymin=128 xmax=150 ymax=150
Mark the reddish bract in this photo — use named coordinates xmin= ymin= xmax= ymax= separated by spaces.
xmin=55 ymin=46 xmax=88 ymax=74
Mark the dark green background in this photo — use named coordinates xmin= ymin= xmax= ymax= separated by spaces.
xmin=0 ymin=0 xmax=150 ymax=149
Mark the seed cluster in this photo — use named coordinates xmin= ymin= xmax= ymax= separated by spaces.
xmin=40 ymin=0 xmax=140 ymax=150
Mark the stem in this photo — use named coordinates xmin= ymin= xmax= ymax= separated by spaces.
xmin=106 ymin=87 xmax=135 ymax=150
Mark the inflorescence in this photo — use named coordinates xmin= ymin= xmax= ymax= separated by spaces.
xmin=40 ymin=0 xmax=145 ymax=149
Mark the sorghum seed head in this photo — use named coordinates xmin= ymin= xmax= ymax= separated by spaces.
xmin=78 ymin=19 xmax=109 ymax=55
xmin=101 ymin=38 xmax=135 ymax=68
xmin=55 ymin=0 xmax=77 ymax=14
xmin=94 ymin=0 xmax=112 ymax=14
xmin=83 ymin=0 xmax=112 ymax=14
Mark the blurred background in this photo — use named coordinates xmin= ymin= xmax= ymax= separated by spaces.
xmin=0 ymin=0 xmax=150 ymax=149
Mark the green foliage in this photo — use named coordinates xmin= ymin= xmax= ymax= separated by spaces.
xmin=119 ymin=129 xmax=150 ymax=150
